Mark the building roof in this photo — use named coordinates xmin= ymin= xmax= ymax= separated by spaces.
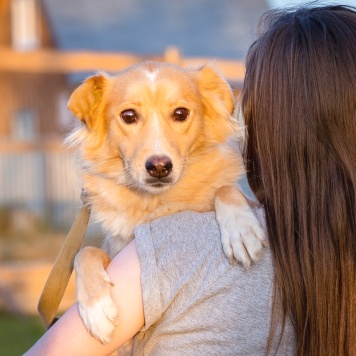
xmin=42 ymin=0 xmax=269 ymax=61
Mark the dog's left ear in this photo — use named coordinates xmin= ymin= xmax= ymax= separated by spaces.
xmin=68 ymin=74 xmax=108 ymax=130
xmin=196 ymin=65 xmax=234 ymax=114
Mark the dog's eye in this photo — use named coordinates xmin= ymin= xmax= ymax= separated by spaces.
xmin=120 ymin=109 xmax=137 ymax=124
xmin=173 ymin=108 xmax=189 ymax=122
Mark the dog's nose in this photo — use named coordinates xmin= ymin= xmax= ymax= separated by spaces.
xmin=145 ymin=156 xmax=173 ymax=178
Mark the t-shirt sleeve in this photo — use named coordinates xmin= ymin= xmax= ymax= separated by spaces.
xmin=133 ymin=221 xmax=163 ymax=330
xmin=134 ymin=211 xmax=234 ymax=331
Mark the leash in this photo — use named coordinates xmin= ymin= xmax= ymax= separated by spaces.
xmin=38 ymin=190 xmax=91 ymax=329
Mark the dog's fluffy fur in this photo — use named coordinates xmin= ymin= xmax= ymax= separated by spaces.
xmin=67 ymin=62 xmax=265 ymax=343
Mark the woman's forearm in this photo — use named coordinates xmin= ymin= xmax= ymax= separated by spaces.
xmin=24 ymin=240 xmax=144 ymax=356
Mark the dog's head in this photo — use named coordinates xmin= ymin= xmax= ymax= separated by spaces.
xmin=68 ymin=62 xmax=237 ymax=194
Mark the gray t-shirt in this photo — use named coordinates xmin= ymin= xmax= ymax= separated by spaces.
xmin=132 ymin=210 xmax=295 ymax=355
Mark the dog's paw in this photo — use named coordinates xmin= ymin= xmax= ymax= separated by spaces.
xmin=74 ymin=246 xmax=118 ymax=344
xmin=215 ymin=200 xmax=267 ymax=268
xmin=77 ymin=269 xmax=118 ymax=344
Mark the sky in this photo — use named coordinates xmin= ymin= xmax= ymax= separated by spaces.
xmin=267 ymin=0 xmax=356 ymax=7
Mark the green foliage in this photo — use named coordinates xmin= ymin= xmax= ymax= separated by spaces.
xmin=0 ymin=312 xmax=44 ymax=356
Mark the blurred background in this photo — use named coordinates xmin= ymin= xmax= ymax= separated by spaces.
xmin=0 ymin=0 xmax=354 ymax=354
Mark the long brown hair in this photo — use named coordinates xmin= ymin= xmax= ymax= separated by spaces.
xmin=242 ymin=5 xmax=356 ymax=355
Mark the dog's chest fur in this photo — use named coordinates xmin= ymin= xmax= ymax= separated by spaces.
xmin=85 ymin=144 xmax=243 ymax=257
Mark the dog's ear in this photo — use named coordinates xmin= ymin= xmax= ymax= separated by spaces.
xmin=196 ymin=65 xmax=234 ymax=114
xmin=195 ymin=65 xmax=239 ymax=143
xmin=68 ymin=74 xmax=108 ymax=130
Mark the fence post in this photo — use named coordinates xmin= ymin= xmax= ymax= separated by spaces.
xmin=163 ymin=46 xmax=182 ymax=66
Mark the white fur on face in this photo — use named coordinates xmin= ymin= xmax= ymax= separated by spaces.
xmin=144 ymin=69 xmax=164 ymax=155
xmin=144 ymin=69 xmax=157 ymax=83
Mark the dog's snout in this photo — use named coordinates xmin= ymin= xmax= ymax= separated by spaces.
xmin=145 ymin=156 xmax=173 ymax=178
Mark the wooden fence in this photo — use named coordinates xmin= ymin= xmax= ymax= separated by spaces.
xmin=0 ymin=46 xmax=246 ymax=88
xmin=0 ymin=141 xmax=82 ymax=231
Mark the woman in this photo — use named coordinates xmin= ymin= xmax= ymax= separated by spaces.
xmin=242 ymin=4 xmax=356 ymax=354
xmin=25 ymin=4 xmax=355 ymax=355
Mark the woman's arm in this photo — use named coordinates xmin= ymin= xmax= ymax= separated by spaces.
xmin=24 ymin=240 xmax=144 ymax=356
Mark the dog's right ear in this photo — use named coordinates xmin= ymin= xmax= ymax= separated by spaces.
xmin=68 ymin=74 xmax=108 ymax=130
xmin=196 ymin=65 xmax=234 ymax=115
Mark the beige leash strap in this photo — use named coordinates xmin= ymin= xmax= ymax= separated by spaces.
xmin=38 ymin=190 xmax=91 ymax=329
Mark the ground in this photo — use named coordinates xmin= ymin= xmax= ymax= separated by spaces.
xmin=0 ymin=229 xmax=89 ymax=354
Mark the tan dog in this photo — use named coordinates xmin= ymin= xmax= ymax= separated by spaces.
xmin=67 ymin=62 xmax=265 ymax=343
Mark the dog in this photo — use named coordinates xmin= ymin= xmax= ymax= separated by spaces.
xmin=67 ymin=61 xmax=265 ymax=344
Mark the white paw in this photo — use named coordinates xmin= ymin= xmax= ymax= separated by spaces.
xmin=78 ymin=293 xmax=118 ymax=343
xmin=216 ymin=202 xmax=266 ymax=268
xmin=77 ymin=270 xmax=118 ymax=344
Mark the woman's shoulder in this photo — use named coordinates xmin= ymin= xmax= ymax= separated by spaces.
xmin=136 ymin=208 xmax=265 ymax=248
xmin=135 ymin=211 xmax=225 ymax=263
xmin=134 ymin=208 xmax=270 ymax=288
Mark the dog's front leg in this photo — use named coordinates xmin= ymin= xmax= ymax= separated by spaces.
xmin=74 ymin=246 xmax=118 ymax=343
xmin=214 ymin=186 xmax=267 ymax=268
